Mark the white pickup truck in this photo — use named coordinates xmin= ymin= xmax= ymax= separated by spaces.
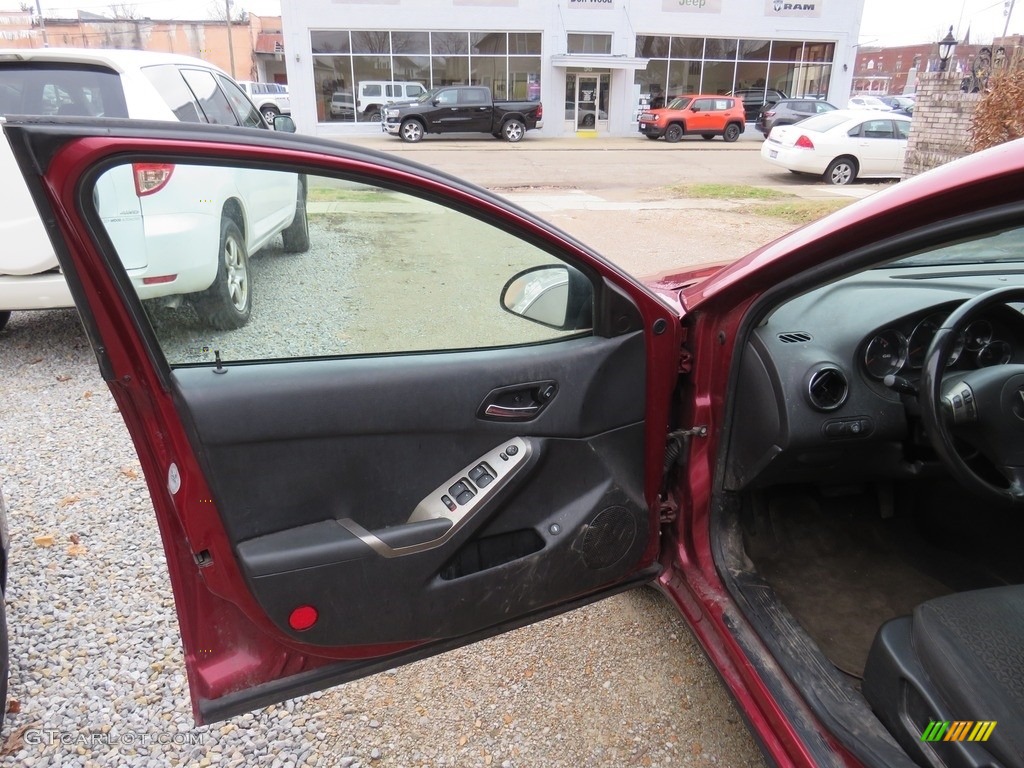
xmin=0 ymin=48 xmax=308 ymax=332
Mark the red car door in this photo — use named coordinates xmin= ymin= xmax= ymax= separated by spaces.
xmin=3 ymin=118 xmax=682 ymax=724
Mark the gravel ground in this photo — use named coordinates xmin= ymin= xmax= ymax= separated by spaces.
xmin=0 ymin=189 xmax=788 ymax=766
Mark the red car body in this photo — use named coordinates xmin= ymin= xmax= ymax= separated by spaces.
xmin=5 ymin=116 xmax=1024 ymax=768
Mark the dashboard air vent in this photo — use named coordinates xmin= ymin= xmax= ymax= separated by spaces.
xmin=778 ymin=331 xmax=812 ymax=344
xmin=807 ymin=366 xmax=849 ymax=411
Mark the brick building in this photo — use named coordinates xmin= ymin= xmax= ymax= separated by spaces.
xmin=0 ymin=10 xmax=286 ymax=84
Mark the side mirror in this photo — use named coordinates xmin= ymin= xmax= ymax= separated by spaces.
xmin=690 ymin=105 xmax=700 ymax=113
xmin=273 ymin=114 xmax=297 ymax=133
xmin=432 ymin=99 xmax=441 ymax=106
xmin=500 ymin=265 xmax=593 ymax=331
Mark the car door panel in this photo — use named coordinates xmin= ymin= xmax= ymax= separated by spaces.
xmin=5 ymin=119 xmax=678 ymax=723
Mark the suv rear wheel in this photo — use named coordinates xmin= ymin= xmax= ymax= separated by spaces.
xmin=723 ymin=124 xmax=742 ymax=143
xmin=194 ymin=217 xmax=251 ymax=329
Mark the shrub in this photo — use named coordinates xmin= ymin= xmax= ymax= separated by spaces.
xmin=971 ymin=49 xmax=1024 ymax=151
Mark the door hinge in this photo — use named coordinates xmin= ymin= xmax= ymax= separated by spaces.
xmin=660 ymin=425 xmax=708 ymax=499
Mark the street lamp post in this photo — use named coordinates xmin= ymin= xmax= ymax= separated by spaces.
xmin=938 ymin=26 xmax=958 ymax=72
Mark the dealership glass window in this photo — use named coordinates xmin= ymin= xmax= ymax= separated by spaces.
xmin=472 ymin=56 xmax=507 ymax=97
xmin=634 ymin=36 xmax=836 ymax=111
xmin=567 ymin=34 xmax=611 ymax=55
xmin=352 ymin=31 xmax=391 ymax=54
xmin=667 ymin=60 xmax=699 ymax=98
xmin=636 ymin=35 xmax=670 ymax=58
xmin=432 ymin=31 xmax=469 ymax=55
xmin=473 ymin=32 xmax=507 ymax=55
xmin=739 ymin=40 xmax=771 ymax=61
xmin=392 ymin=31 xmax=429 ymax=55
xmin=311 ymin=30 xmax=542 ymax=123
xmin=508 ymin=33 xmax=541 ymax=55
xmin=311 ymin=31 xmax=350 ymax=54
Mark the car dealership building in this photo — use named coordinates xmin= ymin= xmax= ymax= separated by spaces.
xmin=280 ymin=0 xmax=865 ymax=138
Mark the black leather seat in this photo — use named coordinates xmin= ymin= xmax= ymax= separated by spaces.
xmin=863 ymin=585 xmax=1024 ymax=768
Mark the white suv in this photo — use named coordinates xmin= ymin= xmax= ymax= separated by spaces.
xmin=0 ymin=48 xmax=309 ymax=331
xmin=237 ymin=80 xmax=291 ymax=124
xmin=357 ymin=80 xmax=426 ymax=120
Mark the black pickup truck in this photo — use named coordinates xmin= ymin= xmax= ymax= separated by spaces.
xmin=381 ymin=86 xmax=543 ymax=142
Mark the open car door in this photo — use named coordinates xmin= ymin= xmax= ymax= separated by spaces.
xmin=3 ymin=118 xmax=683 ymax=723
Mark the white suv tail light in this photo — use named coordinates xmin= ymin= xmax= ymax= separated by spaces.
xmin=132 ymin=163 xmax=175 ymax=196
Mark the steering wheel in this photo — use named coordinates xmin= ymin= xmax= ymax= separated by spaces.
xmin=920 ymin=286 xmax=1024 ymax=504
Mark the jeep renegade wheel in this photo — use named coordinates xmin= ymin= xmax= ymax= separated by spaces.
xmin=664 ymin=124 xmax=684 ymax=143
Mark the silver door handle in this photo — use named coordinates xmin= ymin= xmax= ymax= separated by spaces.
xmin=483 ymin=404 xmax=540 ymax=418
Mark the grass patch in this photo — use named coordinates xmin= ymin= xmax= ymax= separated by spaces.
xmin=307 ymin=186 xmax=387 ymax=203
xmin=666 ymin=183 xmax=791 ymax=201
xmin=741 ymin=198 xmax=853 ymax=224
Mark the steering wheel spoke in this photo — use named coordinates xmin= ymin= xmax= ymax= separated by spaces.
xmin=996 ymin=465 xmax=1024 ymax=501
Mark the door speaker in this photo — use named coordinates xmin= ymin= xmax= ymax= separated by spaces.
xmin=579 ymin=506 xmax=636 ymax=570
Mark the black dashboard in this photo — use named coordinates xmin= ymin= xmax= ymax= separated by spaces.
xmin=724 ymin=264 xmax=1024 ymax=491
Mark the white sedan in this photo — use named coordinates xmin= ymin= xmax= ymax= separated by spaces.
xmin=848 ymin=95 xmax=894 ymax=110
xmin=760 ymin=110 xmax=912 ymax=185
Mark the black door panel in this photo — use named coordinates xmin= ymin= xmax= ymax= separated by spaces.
xmin=172 ymin=332 xmax=649 ymax=646
xmin=173 ymin=332 xmax=645 ymax=542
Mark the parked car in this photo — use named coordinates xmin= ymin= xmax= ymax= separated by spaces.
xmin=7 ymin=113 xmax=1024 ymax=768
xmin=637 ymin=95 xmax=746 ymax=143
xmin=0 ymin=48 xmax=309 ymax=332
xmin=728 ymin=87 xmax=787 ymax=121
xmin=760 ymin=109 xmax=912 ymax=184
xmin=878 ymin=94 xmax=915 ymax=111
xmin=237 ymin=80 xmax=291 ymax=124
xmin=848 ymin=95 xmax=894 ymax=111
xmin=754 ymin=98 xmax=838 ymax=138
xmin=329 ymin=90 xmax=356 ymax=119
xmin=382 ymin=85 xmax=543 ymax=142
xmin=357 ymin=80 xmax=427 ymax=120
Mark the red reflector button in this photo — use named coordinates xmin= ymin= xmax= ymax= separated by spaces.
xmin=142 ymin=274 xmax=177 ymax=285
xmin=288 ymin=605 xmax=318 ymax=631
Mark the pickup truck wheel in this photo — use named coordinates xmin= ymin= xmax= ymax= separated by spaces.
xmin=664 ymin=124 xmax=684 ymax=143
xmin=194 ymin=217 xmax=251 ymax=330
xmin=281 ymin=179 xmax=310 ymax=254
xmin=261 ymin=105 xmax=280 ymax=125
xmin=502 ymin=119 xmax=526 ymax=142
xmin=400 ymin=119 xmax=424 ymax=143
xmin=0 ymin=311 xmax=10 ymax=334
xmin=723 ymin=123 xmax=742 ymax=142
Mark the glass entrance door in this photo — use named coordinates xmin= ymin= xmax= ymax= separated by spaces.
xmin=577 ymin=75 xmax=599 ymax=129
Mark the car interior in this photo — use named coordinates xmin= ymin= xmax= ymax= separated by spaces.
xmin=716 ymin=221 xmax=1024 ymax=767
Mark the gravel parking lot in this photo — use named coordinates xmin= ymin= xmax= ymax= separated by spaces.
xmin=0 ymin=159 xmax=791 ymax=766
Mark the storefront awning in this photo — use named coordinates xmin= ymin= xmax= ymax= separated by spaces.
xmin=550 ymin=54 xmax=649 ymax=71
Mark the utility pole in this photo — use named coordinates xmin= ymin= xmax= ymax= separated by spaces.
xmin=225 ymin=0 xmax=236 ymax=77
xmin=1004 ymin=0 xmax=1016 ymax=39
xmin=34 ymin=0 xmax=48 ymax=47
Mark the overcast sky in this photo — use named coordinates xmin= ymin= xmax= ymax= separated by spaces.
xmin=3 ymin=0 xmax=1019 ymax=47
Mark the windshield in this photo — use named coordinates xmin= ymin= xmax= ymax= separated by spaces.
xmin=416 ymin=88 xmax=439 ymax=103
xmin=666 ymin=97 xmax=693 ymax=109
xmin=886 ymin=228 xmax=1024 ymax=268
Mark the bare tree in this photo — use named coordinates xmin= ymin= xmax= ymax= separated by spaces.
xmin=206 ymin=0 xmax=247 ymax=22
xmin=109 ymin=4 xmax=141 ymax=20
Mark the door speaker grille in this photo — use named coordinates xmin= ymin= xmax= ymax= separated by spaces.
xmin=580 ymin=506 xmax=636 ymax=570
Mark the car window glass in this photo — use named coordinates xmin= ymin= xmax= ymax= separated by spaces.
xmin=87 ymin=162 xmax=593 ymax=366
xmin=460 ymin=88 xmax=489 ymax=105
xmin=363 ymin=84 xmax=382 ymax=97
xmin=895 ymin=120 xmax=910 ymax=140
xmin=799 ymin=112 xmax=849 ymax=133
xmin=407 ymin=85 xmax=424 ymax=97
xmin=436 ymin=89 xmax=458 ymax=105
xmin=0 ymin=63 xmax=128 ymax=118
xmin=712 ymin=99 xmax=730 ymax=110
xmin=140 ymin=64 xmax=204 ymax=122
xmin=862 ymin=119 xmax=896 ymax=139
xmin=217 ymin=75 xmax=264 ymax=128
xmin=693 ymin=98 xmax=714 ymax=111
xmin=180 ymin=69 xmax=239 ymax=126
